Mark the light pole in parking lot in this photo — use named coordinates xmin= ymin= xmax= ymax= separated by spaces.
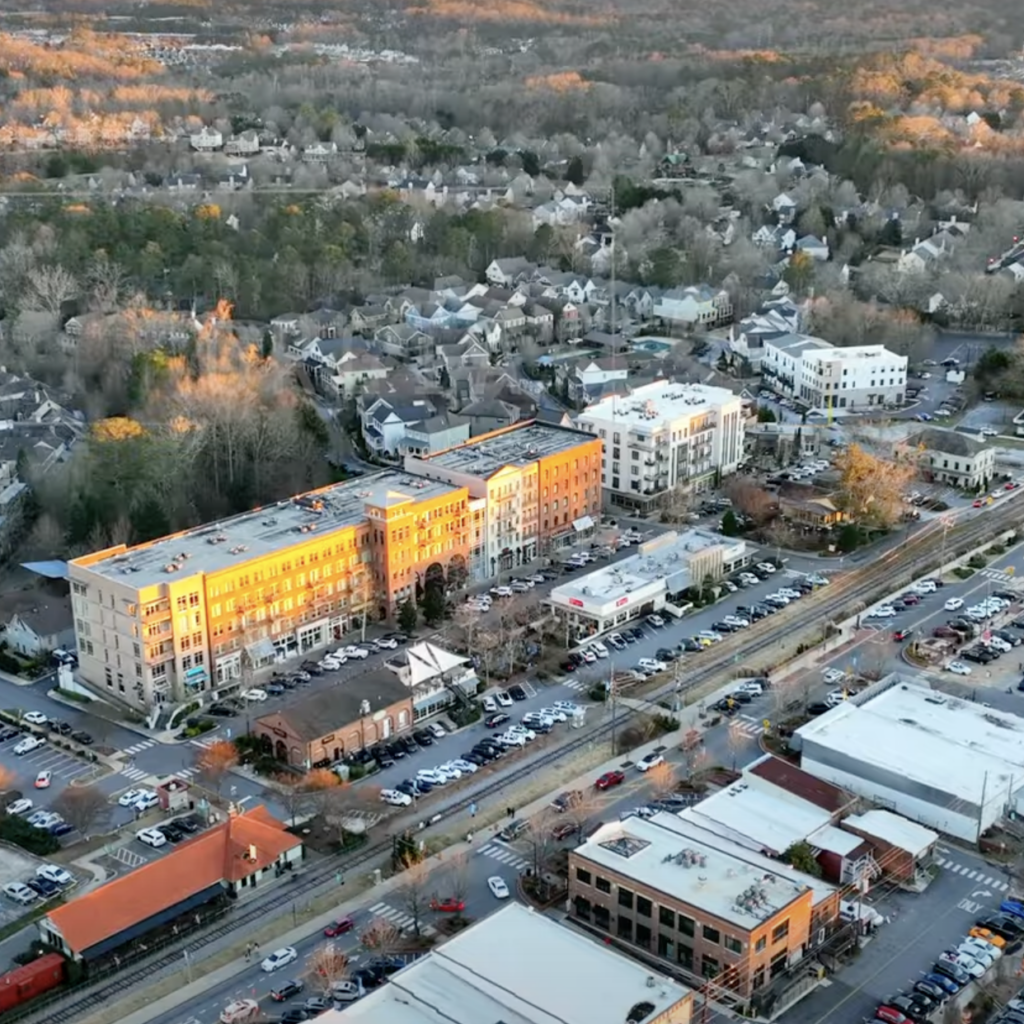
xmin=182 ymin=948 xmax=193 ymax=983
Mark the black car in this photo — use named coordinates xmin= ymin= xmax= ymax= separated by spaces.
xmin=50 ymin=721 xmax=73 ymax=736
xmin=679 ymin=639 xmax=703 ymax=652
xmin=413 ymin=728 xmax=434 ymax=746
xmin=912 ymin=980 xmax=948 ymax=1004
xmin=711 ymin=621 xmax=735 ymax=633
xmin=753 ymin=567 xmax=771 ymax=579
xmin=993 ymin=590 xmax=1018 ymax=602
xmin=886 ymin=996 xmax=930 ymax=1022
xmin=207 ymin=705 xmax=237 ymax=718
xmin=626 ymin=627 xmax=645 ymax=641
xmin=400 ymin=735 xmax=419 ymax=755
xmin=655 ymin=648 xmax=677 ymax=662
xmin=278 ymin=676 xmax=298 ymax=689
xmin=386 ymin=741 xmax=406 ymax=760
xmin=0 ymin=726 xmax=20 ymax=741
xmin=729 ymin=691 xmax=753 ymax=704
xmin=270 ymin=979 xmax=304 ymax=1002
xmin=372 ymin=746 xmax=395 ymax=768
xmin=931 ymin=960 xmax=969 ymax=987
xmin=961 ymin=650 xmax=989 ymax=663
xmin=461 ymin=752 xmax=486 ymax=766
xmin=278 ymin=1010 xmax=312 ymax=1024
xmin=713 ymin=698 xmax=738 ymax=716
xmin=158 ymin=824 xmax=185 ymax=843
xmin=27 ymin=877 xmax=60 ymax=898
xmin=994 ymin=629 xmax=1022 ymax=646
xmin=265 ymin=683 xmax=285 ymax=696
xmin=977 ymin=914 xmax=1024 ymax=939
xmin=1012 ymin=618 xmax=1024 ymax=631
xmin=485 ymin=713 xmax=510 ymax=729
xmin=350 ymin=968 xmax=383 ymax=990
xmin=806 ymin=702 xmax=831 ymax=716
xmin=51 ymin=822 xmax=74 ymax=837
xmin=304 ymin=997 xmax=333 ymax=1014
xmin=395 ymin=779 xmax=419 ymax=796
xmin=890 ymin=600 xmax=906 ymax=613
xmin=176 ymin=815 xmax=202 ymax=833
xmin=303 ymin=665 xmax=324 ymax=677
xmin=508 ymin=685 xmax=528 ymax=701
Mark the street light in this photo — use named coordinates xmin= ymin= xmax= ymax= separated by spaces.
xmin=183 ymin=948 xmax=193 ymax=983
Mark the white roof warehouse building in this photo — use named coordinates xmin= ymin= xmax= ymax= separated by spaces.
xmin=548 ymin=529 xmax=748 ymax=637
xmin=792 ymin=678 xmax=1024 ymax=843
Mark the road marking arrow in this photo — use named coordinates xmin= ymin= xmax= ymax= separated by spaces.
xmin=972 ymin=890 xmax=993 ymax=898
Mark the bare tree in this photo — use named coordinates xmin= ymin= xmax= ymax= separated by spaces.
xmin=526 ymin=811 xmax=560 ymax=876
xmin=275 ymin=773 xmax=312 ymax=827
xmin=646 ymin=760 xmax=679 ymax=799
xmin=195 ymin=739 xmax=239 ymax=795
xmin=23 ymin=264 xmax=79 ymax=317
xmin=308 ymin=942 xmax=349 ymax=995
xmin=50 ymin=784 xmax=111 ymax=838
xmin=681 ymin=729 xmax=708 ymax=783
xmin=359 ymin=918 xmax=403 ymax=959
xmin=727 ymin=718 xmax=748 ymax=771
xmin=85 ymin=255 xmax=127 ymax=313
xmin=446 ymin=850 xmax=471 ymax=908
xmin=398 ymin=860 xmax=433 ymax=938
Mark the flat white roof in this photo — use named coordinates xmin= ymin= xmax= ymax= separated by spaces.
xmin=550 ymin=529 xmax=745 ymax=611
xmin=331 ymin=902 xmax=691 ymax=1024
xmin=679 ymin=772 xmax=833 ymax=856
xmin=578 ymin=379 xmax=739 ymax=429
xmin=810 ymin=344 xmax=906 ymax=363
xmin=843 ymin=809 xmax=937 ymax=858
xmin=796 ymin=681 xmax=1024 ymax=807
xmin=575 ymin=813 xmax=813 ymax=928
xmin=807 ymin=824 xmax=866 ymax=857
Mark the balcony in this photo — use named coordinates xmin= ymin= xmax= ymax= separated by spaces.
xmin=644 ymin=459 xmax=655 ymax=467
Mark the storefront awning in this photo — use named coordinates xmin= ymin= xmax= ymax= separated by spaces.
xmin=184 ymin=667 xmax=208 ymax=686
xmin=573 ymin=515 xmax=595 ymax=532
xmin=245 ymin=638 xmax=276 ymax=661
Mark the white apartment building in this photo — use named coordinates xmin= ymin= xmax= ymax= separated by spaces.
xmin=763 ymin=335 xmax=907 ymax=411
xmin=575 ymin=380 xmax=744 ymax=512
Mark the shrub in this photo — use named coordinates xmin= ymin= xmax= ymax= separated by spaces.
xmin=0 ymin=815 xmax=60 ymax=856
xmin=968 ymin=554 xmax=987 ymax=569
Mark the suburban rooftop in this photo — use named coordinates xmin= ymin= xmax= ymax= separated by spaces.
xmin=794 ymin=680 xmax=1024 ymax=806
xmin=70 ymin=472 xmax=460 ymax=588
xmin=577 ymin=379 xmax=739 ymax=428
xmin=417 ymin=421 xmax=595 ymax=476
xmin=551 ymin=529 xmax=744 ymax=607
xmin=766 ymin=333 xmax=832 ymax=357
xmin=334 ymin=901 xmax=692 ymax=1024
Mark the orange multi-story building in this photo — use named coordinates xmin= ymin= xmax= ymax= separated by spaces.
xmin=404 ymin=420 xmax=603 ymax=581
xmin=68 ymin=473 xmax=469 ymax=712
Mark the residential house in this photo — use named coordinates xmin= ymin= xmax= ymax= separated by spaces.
xmin=303 ymin=141 xmax=337 ymax=163
xmin=399 ymin=413 xmax=470 ymax=456
xmin=654 ymin=286 xmax=733 ymax=329
xmin=350 ymin=305 xmax=393 ymax=333
xmin=485 ymin=257 xmax=536 ymax=288
xmin=314 ymin=348 xmax=389 ymax=398
xmin=458 ymin=399 xmax=522 ymax=436
xmin=405 ymin=302 xmax=458 ymax=333
xmin=531 ymin=192 xmax=591 ymax=229
xmin=897 ymin=234 xmax=955 ymax=274
xmin=189 ymin=126 xmax=223 ymax=152
xmin=564 ymin=357 xmax=629 ymax=406
xmin=752 ymin=224 xmax=797 ymax=251
xmin=794 ymin=235 xmax=830 ymax=261
xmin=439 ymin=336 xmax=490 ymax=374
xmin=623 ymin=287 xmax=658 ymax=320
xmin=270 ymin=312 xmax=303 ymax=337
xmin=522 ymin=302 xmax=555 ymax=340
xmin=772 ymin=192 xmax=798 ymax=222
xmin=224 ymin=130 xmax=260 ymax=156
xmin=492 ymin=305 xmax=527 ymax=347
xmin=0 ymin=591 xmax=74 ymax=657
xmin=896 ymin=428 xmax=995 ymax=491
xmin=728 ymin=298 xmax=802 ymax=370
xmin=361 ymin=397 xmax=445 ymax=455
xmin=374 ymin=324 xmax=432 ymax=362
xmin=167 ymin=173 xmax=201 ymax=193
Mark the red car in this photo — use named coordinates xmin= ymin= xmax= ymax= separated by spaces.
xmin=323 ymin=916 xmax=355 ymax=937
xmin=973 ymin=499 xmax=984 ymax=508
xmin=551 ymin=822 xmax=577 ymax=840
xmin=893 ymin=628 xmax=913 ymax=642
xmin=429 ymin=896 xmax=465 ymax=913
xmin=1007 ymin=482 xmax=1018 ymax=491
xmin=595 ymin=770 xmax=626 ymax=791
xmin=876 ymin=1007 xmax=908 ymax=1024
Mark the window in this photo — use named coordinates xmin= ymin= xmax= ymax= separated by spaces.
xmin=677 ymin=945 xmax=693 ymax=970
xmin=724 ymin=935 xmax=742 ymax=954
xmin=636 ymin=895 xmax=652 ymax=918
xmin=594 ymin=905 xmax=611 ymax=930
xmin=752 ymin=967 xmax=766 ymax=990
xmin=678 ymin=914 xmax=695 ymax=937
xmin=618 ymin=887 xmax=634 ymax=909
xmin=701 ymin=954 xmax=720 ymax=978
xmin=617 ymin=916 xmax=633 ymax=940
xmin=574 ymin=896 xmax=592 ymax=920
xmin=595 ymin=876 xmax=611 ymax=894
xmin=659 ymin=907 xmax=676 ymax=929
xmin=755 ymin=936 xmax=767 ymax=953
xmin=658 ymin=934 xmax=675 ymax=960
xmin=772 ymin=919 xmax=790 ymax=944
xmin=636 ymin=923 xmax=651 ymax=949
xmin=703 ymin=924 xmax=721 ymax=944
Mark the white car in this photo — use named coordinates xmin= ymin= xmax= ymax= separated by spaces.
xmin=511 ymin=577 xmax=535 ymax=589
xmin=868 ymin=606 xmax=896 ymax=618
xmin=240 ymin=688 xmax=267 ymax=702
xmin=449 ymin=759 xmax=479 ymax=775
xmin=580 ymin=649 xmax=597 ymax=664
xmin=30 ymin=812 xmax=61 ymax=830
xmin=428 ymin=722 xmax=447 ymax=739
xmin=954 ymin=941 xmax=997 ymax=967
xmin=734 ymin=681 xmax=764 ymax=696
xmin=343 ymin=646 xmax=370 ymax=659
xmin=777 ymin=588 xmax=801 ymax=599
xmin=822 ymin=668 xmax=845 ymax=684
xmin=319 ymin=658 xmax=344 ymax=671
xmin=637 ymin=658 xmax=667 ymax=674
xmin=374 ymin=637 xmax=399 ymax=650
xmin=697 ymin=630 xmax=722 ymax=643
xmin=435 ymin=764 xmax=462 ymax=781
xmin=961 ymin=936 xmax=1002 ymax=961
xmin=527 ymin=574 xmax=546 ymax=584
xmin=137 ymin=827 xmax=167 ymax=848
xmin=944 ymin=597 xmax=964 ymax=611
xmin=646 ymin=614 xmax=666 ymax=628
xmin=636 ymin=751 xmax=665 ymax=772
xmin=723 ymin=615 xmax=749 ymax=629
xmin=495 ymin=691 xmax=513 ymax=708
xmin=13 ymin=736 xmax=44 ymax=755
xmin=825 ymin=690 xmax=848 ymax=708
xmin=490 ymin=586 xmax=513 ymax=598
xmin=22 ymin=711 xmax=48 ymax=726
xmin=488 ymin=876 xmax=511 ymax=899
xmin=416 ymin=769 xmax=448 ymax=786
xmin=756 ymin=562 xmax=777 ymax=574
xmin=938 ymin=951 xmax=985 ymax=978
xmin=260 ymin=946 xmax=298 ymax=973
xmin=912 ymin=580 xmax=937 ymax=594
xmin=591 ymin=642 xmax=609 ymax=659
xmin=118 ymin=788 xmax=145 ymax=807
xmin=499 ymin=732 xmax=527 ymax=748
xmin=2 ymin=882 xmax=37 ymax=905
xmin=552 ymin=700 xmax=583 ymax=715
xmin=331 ymin=980 xmax=365 ymax=1003
xmin=133 ymin=791 xmax=159 ymax=812
xmin=6 ymin=798 xmax=32 ymax=815
xmin=988 ymin=637 xmax=1012 ymax=653
xmin=948 ymin=661 xmax=972 ymax=675
xmin=510 ymin=581 xmax=531 ymax=593
xmin=765 ymin=594 xmax=789 ymax=606
xmin=381 ymin=789 xmax=413 ymax=807
xmin=807 ymin=574 xmax=829 ymax=586
xmin=37 ymin=864 xmax=73 ymax=887
xmin=539 ymin=707 xmax=567 ymax=722
xmin=507 ymin=725 xmax=536 ymax=741
xmin=481 ymin=697 xmax=497 ymax=713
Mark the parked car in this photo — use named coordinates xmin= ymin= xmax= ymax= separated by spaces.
xmin=261 ymin=947 xmax=299 ymax=973
xmin=595 ymin=770 xmax=626 ymax=790
xmin=270 ymin=979 xmax=304 ymax=1001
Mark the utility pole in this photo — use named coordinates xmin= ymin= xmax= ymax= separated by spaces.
xmin=608 ymin=658 xmax=617 ymax=755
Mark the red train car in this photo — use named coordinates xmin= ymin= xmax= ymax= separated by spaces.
xmin=0 ymin=952 xmax=66 ymax=1012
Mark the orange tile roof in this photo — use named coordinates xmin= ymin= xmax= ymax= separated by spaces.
xmin=47 ymin=807 xmax=301 ymax=955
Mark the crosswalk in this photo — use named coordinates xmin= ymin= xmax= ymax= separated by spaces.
xmin=730 ymin=714 xmax=766 ymax=738
xmin=562 ymin=678 xmax=590 ymax=692
xmin=190 ymin=737 xmax=216 ymax=750
xmin=934 ymin=856 xmax=1009 ymax=890
xmin=121 ymin=739 xmax=157 ymax=756
xmin=478 ymin=841 xmax=532 ymax=871
xmin=368 ymin=901 xmax=437 ymax=936
xmin=980 ymin=568 xmax=1021 ymax=586
xmin=118 ymin=764 xmax=150 ymax=781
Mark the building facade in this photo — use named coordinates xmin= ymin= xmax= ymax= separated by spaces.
xmin=575 ymin=381 xmax=744 ymax=512
xmin=68 ymin=474 xmax=470 ymax=713
xmin=897 ymin=428 xmax=995 ymax=491
xmin=568 ymin=815 xmax=818 ymax=1001
xmin=763 ymin=337 xmax=906 ymax=410
xmin=404 ymin=421 xmax=603 ymax=580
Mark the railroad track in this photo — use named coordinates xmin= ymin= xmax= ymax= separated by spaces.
xmin=22 ymin=506 xmax=1022 ymax=1024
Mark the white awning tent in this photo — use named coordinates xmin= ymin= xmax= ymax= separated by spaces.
xmin=573 ymin=515 xmax=595 ymax=532
xmin=404 ymin=641 xmax=469 ymax=687
xmin=245 ymin=638 xmax=276 ymax=661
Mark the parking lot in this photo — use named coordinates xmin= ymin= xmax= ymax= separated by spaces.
xmin=0 ymin=728 xmax=98 ymax=804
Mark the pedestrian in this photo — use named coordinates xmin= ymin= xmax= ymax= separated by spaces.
xmin=469 ymin=802 xmax=477 ymax=818
xmin=253 ymin=941 xmax=260 ymax=954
